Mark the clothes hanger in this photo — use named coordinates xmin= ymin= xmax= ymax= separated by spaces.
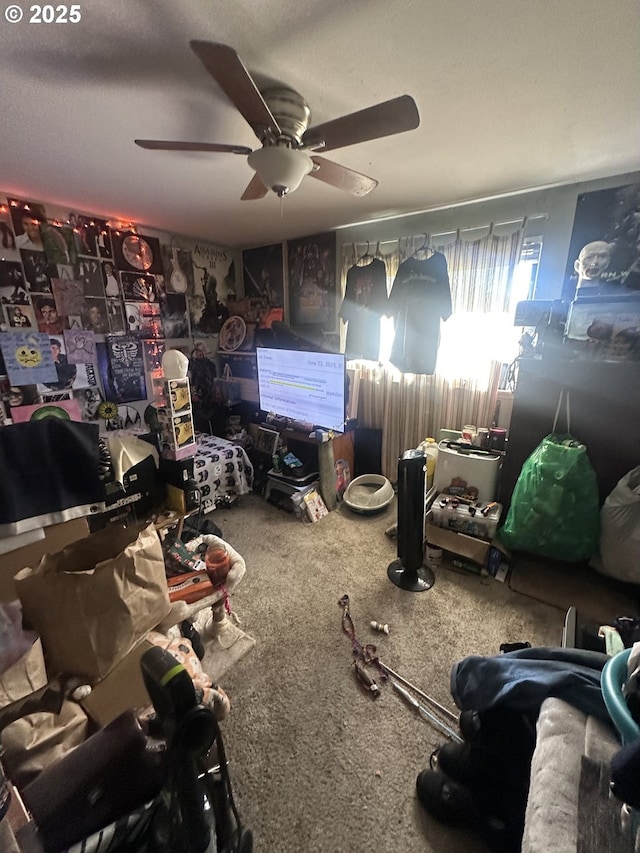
xmin=411 ymin=234 xmax=433 ymax=259
xmin=356 ymin=241 xmax=373 ymax=264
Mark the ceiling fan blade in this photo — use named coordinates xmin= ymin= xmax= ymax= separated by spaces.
xmin=310 ymin=156 xmax=378 ymax=196
xmin=135 ymin=139 xmax=252 ymax=154
xmin=302 ymin=94 xmax=420 ymax=153
xmin=241 ymin=173 xmax=269 ymax=201
xmin=190 ymin=41 xmax=281 ymax=139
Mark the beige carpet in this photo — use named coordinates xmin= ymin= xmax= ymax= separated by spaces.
xmin=206 ymin=493 xmax=572 ymax=853
xmin=509 ymin=554 xmax=640 ymax=624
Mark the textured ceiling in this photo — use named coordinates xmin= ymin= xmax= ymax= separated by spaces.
xmin=1 ymin=0 xmax=639 ymax=248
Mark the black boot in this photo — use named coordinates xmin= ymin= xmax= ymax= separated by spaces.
xmin=432 ymin=707 xmax=536 ymax=849
xmin=435 ymin=740 xmax=484 ymax=789
xmin=416 ymin=769 xmax=515 ymax=853
xmin=429 ymin=709 xmax=484 ymax=788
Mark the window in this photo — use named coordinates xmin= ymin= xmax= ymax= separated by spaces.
xmin=377 ymin=237 xmax=542 ymax=388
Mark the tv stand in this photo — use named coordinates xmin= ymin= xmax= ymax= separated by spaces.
xmin=255 ymin=420 xmax=355 ymax=512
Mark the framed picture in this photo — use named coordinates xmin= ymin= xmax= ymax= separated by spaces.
xmin=255 ymin=426 xmax=279 ymax=456
xmin=287 ymin=232 xmax=337 ymax=331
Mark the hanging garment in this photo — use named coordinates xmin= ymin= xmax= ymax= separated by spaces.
xmin=388 ymin=252 xmax=452 ymax=374
xmin=339 ymin=258 xmax=388 ymax=360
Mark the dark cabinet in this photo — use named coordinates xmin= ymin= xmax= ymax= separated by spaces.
xmin=499 ymin=358 xmax=640 ymax=513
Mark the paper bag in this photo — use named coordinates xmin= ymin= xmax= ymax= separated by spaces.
xmin=0 ymin=639 xmax=88 ymax=788
xmin=15 ymin=524 xmax=171 ymax=680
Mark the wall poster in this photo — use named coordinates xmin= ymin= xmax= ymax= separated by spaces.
xmin=287 ymin=232 xmax=337 ymax=331
xmin=188 ymin=242 xmax=236 ymax=337
xmin=562 ymin=182 xmax=640 ymax=302
xmin=100 ymin=336 xmax=147 ymax=403
xmin=241 ymin=243 xmax=285 ymax=327
xmin=0 ymin=330 xmax=58 ymax=386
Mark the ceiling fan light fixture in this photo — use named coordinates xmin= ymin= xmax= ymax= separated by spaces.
xmin=247 ymin=146 xmax=313 ymax=197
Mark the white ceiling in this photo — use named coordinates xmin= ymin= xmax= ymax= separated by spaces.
xmin=1 ymin=0 xmax=639 ymax=249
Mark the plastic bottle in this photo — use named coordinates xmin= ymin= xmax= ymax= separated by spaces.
xmin=418 ymin=437 xmax=438 ymax=490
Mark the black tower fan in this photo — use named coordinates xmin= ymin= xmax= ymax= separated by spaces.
xmin=387 ymin=450 xmax=435 ymax=591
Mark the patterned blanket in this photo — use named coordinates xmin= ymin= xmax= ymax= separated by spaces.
xmin=194 ymin=435 xmax=254 ymax=514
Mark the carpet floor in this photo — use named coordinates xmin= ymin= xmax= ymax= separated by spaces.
xmin=208 ymin=493 xmax=570 ymax=853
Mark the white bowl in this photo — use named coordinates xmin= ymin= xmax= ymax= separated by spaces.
xmin=343 ymin=474 xmax=394 ymax=515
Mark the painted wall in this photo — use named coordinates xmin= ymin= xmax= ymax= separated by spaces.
xmin=334 ymin=170 xmax=640 ymax=301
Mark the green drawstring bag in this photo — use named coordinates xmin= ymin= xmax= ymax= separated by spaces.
xmin=498 ymin=390 xmax=600 ymax=562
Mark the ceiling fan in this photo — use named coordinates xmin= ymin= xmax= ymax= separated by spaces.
xmin=135 ymin=41 xmax=420 ymax=201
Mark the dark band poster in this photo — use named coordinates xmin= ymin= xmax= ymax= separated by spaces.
xmin=562 ymin=182 xmax=640 ymax=301
xmin=102 ymin=335 xmax=147 ymax=403
xmin=287 ymin=231 xmax=337 ymax=331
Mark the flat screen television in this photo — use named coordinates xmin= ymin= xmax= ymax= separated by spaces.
xmin=256 ymin=346 xmax=346 ymax=432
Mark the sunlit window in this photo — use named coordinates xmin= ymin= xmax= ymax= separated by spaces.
xmin=376 ymin=239 xmax=541 ymax=388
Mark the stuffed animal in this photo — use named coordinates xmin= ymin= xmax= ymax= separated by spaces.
xmin=146 ymin=631 xmax=230 ymax=720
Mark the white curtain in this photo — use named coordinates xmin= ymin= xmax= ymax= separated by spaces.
xmin=341 ymin=224 xmax=524 ymax=480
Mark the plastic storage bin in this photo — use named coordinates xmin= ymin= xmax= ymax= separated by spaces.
xmin=433 ymin=441 xmax=502 ymax=503
xmin=430 ymin=493 xmax=502 ymax=540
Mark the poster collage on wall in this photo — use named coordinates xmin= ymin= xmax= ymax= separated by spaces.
xmin=0 ymin=194 xmax=217 ymax=428
xmin=0 ymin=191 xmax=341 ymax=428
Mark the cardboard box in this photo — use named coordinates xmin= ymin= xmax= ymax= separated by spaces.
xmin=81 ymin=639 xmax=153 ymax=727
xmin=0 ymin=518 xmax=89 ymax=602
xmin=425 ymin=510 xmax=510 ymax=571
xmin=160 ymin=444 xmax=198 ymax=462
xmin=158 ymin=406 xmax=196 ymax=461
xmin=158 ymin=407 xmax=195 ymax=449
xmin=167 ymin=570 xmax=214 ymax=604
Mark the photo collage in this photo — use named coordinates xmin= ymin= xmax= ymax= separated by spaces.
xmin=0 ymin=195 xmax=194 ymax=427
